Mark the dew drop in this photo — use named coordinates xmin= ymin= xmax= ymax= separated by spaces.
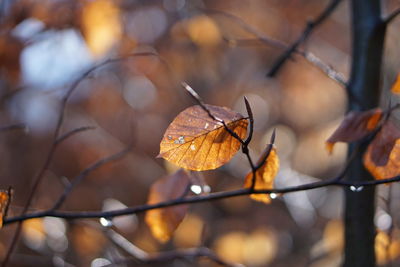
xmin=204 ymin=123 xmax=209 ymax=129
xmin=99 ymin=217 xmax=113 ymax=227
xmin=190 ymin=185 xmax=202 ymax=195
xmin=167 ymin=135 xmax=172 ymax=140
xmin=270 ymin=193 xmax=278 ymax=199
xmin=190 ymin=144 xmax=196 ymax=150
xmin=174 ymin=136 xmax=185 ymax=144
xmin=203 ymin=185 xmax=211 ymax=193
xmin=350 ymin=185 xmax=364 ymax=192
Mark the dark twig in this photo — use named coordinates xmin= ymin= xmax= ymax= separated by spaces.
xmin=4 ymin=130 xmax=360 ymax=226
xmin=267 ymin=0 xmax=343 ymax=77
xmin=249 ymin=130 xmax=276 ymax=190
xmin=51 ymin=147 xmax=131 ymax=211
xmin=301 ymin=51 xmax=347 ymax=87
xmin=254 ymin=139 xmax=275 ymax=171
xmin=181 ymin=82 xmax=245 ymax=144
xmin=1 ymin=51 xmax=159 ymax=267
xmin=5 ymin=169 xmax=400 ymax=225
xmin=243 ymin=96 xmax=254 ymax=146
xmin=205 ymin=9 xmax=347 ymax=87
xmin=181 ymin=82 xmax=261 ymax=191
xmin=105 ymin=228 xmax=148 ymax=260
xmin=55 ymin=126 xmax=96 ymax=145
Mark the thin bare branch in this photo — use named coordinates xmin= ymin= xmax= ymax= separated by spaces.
xmin=105 ymin=228 xmax=148 ymax=260
xmin=205 ymin=9 xmax=347 ymax=87
xmin=248 ymin=129 xmax=276 ymax=190
xmin=301 ymin=51 xmax=347 ymax=86
xmin=4 ymin=170 xmax=400 ymax=225
xmin=51 ymin=147 xmax=131 ymax=211
xmin=1 ymin=51 xmax=159 ymax=267
xmin=243 ymin=96 xmax=254 ymax=146
xmin=55 ymin=126 xmax=96 ymax=145
xmin=267 ymin=0 xmax=343 ymax=77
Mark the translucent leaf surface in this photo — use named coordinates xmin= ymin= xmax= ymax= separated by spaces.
xmin=145 ymin=169 xmax=191 ymax=242
xmin=364 ymin=121 xmax=400 ymax=180
xmin=391 ymin=74 xmax=400 ymax=94
xmin=326 ymin=108 xmax=382 ymax=153
xmin=158 ymin=104 xmax=248 ymax=171
xmin=243 ymin=147 xmax=279 ymax=204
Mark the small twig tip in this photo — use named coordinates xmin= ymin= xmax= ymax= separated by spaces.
xmin=270 ymin=128 xmax=276 ymax=144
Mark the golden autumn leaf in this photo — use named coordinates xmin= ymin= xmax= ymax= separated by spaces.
xmin=363 ymin=121 xmax=400 ymax=180
xmin=158 ymin=104 xmax=248 ymax=171
xmin=80 ymin=0 xmax=122 ymax=57
xmin=326 ymin=108 xmax=383 ymax=153
xmin=243 ymin=147 xmax=279 ymax=204
xmin=391 ymin=73 xmax=400 ymax=94
xmin=145 ymin=169 xmax=191 ymax=242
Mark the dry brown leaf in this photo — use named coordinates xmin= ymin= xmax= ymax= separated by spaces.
xmin=243 ymin=147 xmax=279 ymax=204
xmin=158 ymin=104 xmax=248 ymax=171
xmin=363 ymin=121 xmax=400 ymax=180
xmin=145 ymin=169 xmax=191 ymax=242
xmin=326 ymin=108 xmax=383 ymax=153
xmin=391 ymin=73 xmax=400 ymax=94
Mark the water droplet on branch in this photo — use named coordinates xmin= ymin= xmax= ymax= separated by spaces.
xmin=270 ymin=193 xmax=278 ymax=199
xmin=99 ymin=217 xmax=113 ymax=227
xmin=350 ymin=185 xmax=364 ymax=192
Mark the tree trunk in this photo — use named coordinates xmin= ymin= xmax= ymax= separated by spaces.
xmin=344 ymin=0 xmax=386 ymax=266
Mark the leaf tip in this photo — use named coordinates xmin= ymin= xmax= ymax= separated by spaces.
xmin=391 ymin=74 xmax=400 ymax=94
xmin=366 ymin=110 xmax=383 ymax=130
xmin=243 ymin=96 xmax=250 ymax=109
xmin=325 ymin=142 xmax=334 ymax=154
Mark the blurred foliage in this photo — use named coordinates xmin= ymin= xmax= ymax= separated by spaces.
xmin=0 ymin=0 xmax=399 ymax=266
